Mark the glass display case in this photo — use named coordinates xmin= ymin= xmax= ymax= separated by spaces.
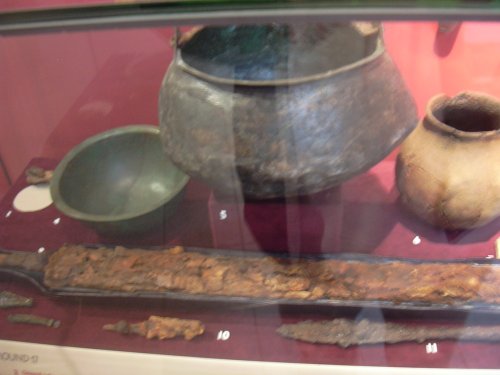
xmin=0 ymin=1 xmax=499 ymax=374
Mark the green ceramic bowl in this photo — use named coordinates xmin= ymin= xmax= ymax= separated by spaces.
xmin=50 ymin=125 xmax=189 ymax=236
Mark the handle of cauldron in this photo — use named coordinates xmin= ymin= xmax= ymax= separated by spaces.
xmin=171 ymin=26 xmax=204 ymax=57
xmin=171 ymin=27 xmax=180 ymax=60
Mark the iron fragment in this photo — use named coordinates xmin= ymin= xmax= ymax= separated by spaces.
xmin=25 ymin=166 xmax=53 ymax=185
xmin=0 ymin=291 xmax=33 ymax=309
xmin=277 ymin=319 xmax=500 ymax=348
xmin=103 ymin=316 xmax=205 ymax=340
xmin=7 ymin=314 xmax=60 ymax=328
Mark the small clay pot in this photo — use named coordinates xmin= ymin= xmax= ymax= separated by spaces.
xmin=396 ymin=91 xmax=500 ymax=229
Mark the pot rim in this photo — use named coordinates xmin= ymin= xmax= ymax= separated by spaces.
xmin=174 ymin=26 xmax=386 ymax=87
xmin=425 ymin=91 xmax=500 ymax=139
xmin=50 ymin=125 xmax=190 ymax=223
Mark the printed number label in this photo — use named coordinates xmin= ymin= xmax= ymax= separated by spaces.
xmin=217 ymin=330 xmax=230 ymax=341
xmin=0 ymin=352 xmax=37 ymax=363
xmin=219 ymin=210 xmax=228 ymax=220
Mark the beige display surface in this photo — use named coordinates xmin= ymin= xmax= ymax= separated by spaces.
xmin=0 ymin=340 xmax=497 ymax=375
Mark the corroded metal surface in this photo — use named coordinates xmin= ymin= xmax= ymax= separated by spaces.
xmin=103 ymin=316 xmax=205 ymax=340
xmin=278 ymin=318 xmax=500 ymax=347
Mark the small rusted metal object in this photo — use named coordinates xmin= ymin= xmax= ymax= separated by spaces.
xmin=103 ymin=316 xmax=205 ymax=340
xmin=7 ymin=314 xmax=60 ymax=328
xmin=0 ymin=251 xmax=46 ymax=272
xmin=0 ymin=291 xmax=33 ymax=308
xmin=25 ymin=166 xmax=53 ymax=185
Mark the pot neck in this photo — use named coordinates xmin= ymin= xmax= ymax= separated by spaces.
xmin=423 ymin=92 xmax=500 ymax=141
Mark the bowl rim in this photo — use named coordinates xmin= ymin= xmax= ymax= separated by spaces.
xmin=50 ymin=124 xmax=189 ymax=223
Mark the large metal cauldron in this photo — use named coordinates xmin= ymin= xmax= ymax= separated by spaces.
xmin=159 ymin=23 xmax=417 ymax=199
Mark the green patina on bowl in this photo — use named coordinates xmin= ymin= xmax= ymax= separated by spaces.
xmin=50 ymin=125 xmax=189 ymax=236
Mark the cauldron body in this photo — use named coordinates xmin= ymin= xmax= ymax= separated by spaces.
xmin=159 ymin=24 xmax=417 ymax=198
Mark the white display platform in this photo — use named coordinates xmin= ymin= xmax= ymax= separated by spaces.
xmin=0 ymin=340 xmax=498 ymax=375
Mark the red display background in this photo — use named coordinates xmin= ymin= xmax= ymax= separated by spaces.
xmin=1 ymin=22 xmax=500 ymax=190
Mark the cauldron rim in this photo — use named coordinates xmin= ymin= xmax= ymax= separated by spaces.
xmin=174 ymin=25 xmax=386 ymax=87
